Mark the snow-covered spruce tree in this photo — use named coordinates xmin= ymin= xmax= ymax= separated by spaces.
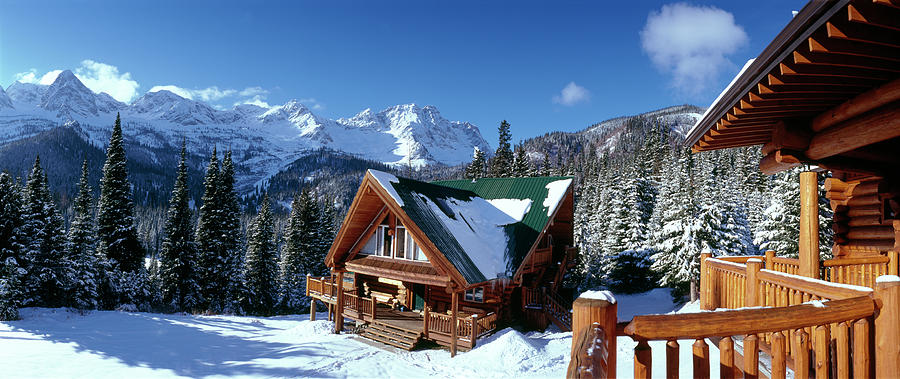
xmin=66 ymin=160 xmax=99 ymax=310
xmin=21 ymin=156 xmax=72 ymax=307
xmin=217 ymin=150 xmax=246 ymax=313
xmin=243 ymin=194 xmax=279 ymax=316
xmin=96 ymin=114 xmax=146 ymax=308
xmin=490 ymin=120 xmax=514 ymax=178
xmin=160 ymin=143 xmax=202 ymax=312
xmin=195 ymin=147 xmax=222 ymax=311
xmin=512 ymin=145 xmax=532 ymax=177
xmin=539 ymin=153 xmax=552 ymax=177
xmin=278 ymin=192 xmax=309 ymax=313
xmin=754 ymin=168 xmax=801 ymax=257
xmin=0 ymin=172 xmax=26 ymax=320
xmin=465 ymin=147 xmax=486 ymax=180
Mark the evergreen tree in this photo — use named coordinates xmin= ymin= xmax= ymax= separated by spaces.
xmin=243 ymin=194 xmax=278 ymax=316
xmin=67 ymin=160 xmax=99 ymax=309
xmin=159 ymin=143 xmax=201 ymax=311
xmin=21 ymin=156 xmax=71 ymax=307
xmin=279 ymin=192 xmax=309 ymax=313
xmin=512 ymin=145 xmax=532 ymax=177
xmin=217 ymin=150 xmax=245 ymax=313
xmin=490 ymin=120 xmax=514 ymax=177
xmin=465 ymin=148 xmax=486 ymax=180
xmin=755 ymin=169 xmax=801 ymax=256
xmin=539 ymin=153 xmax=552 ymax=177
xmin=195 ymin=147 xmax=223 ymax=311
xmin=0 ymin=172 xmax=26 ymax=320
xmin=96 ymin=114 xmax=145 ymax=307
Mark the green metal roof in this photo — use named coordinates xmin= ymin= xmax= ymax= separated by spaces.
xmin=377 ymin=173 xmax=573 ymax=285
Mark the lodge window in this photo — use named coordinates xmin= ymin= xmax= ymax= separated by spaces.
xmin=376 ymin=225 xmax=392 ymax=257
xmin=367 ymin=223 xmax=428 ymax=262
xmin=464 ymin=287 xmax=484 ymax=303
xmin=396 ymin=226 xmax=407 ymax=259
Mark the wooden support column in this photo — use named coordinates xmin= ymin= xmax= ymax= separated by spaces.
xmin=799 ymin=171 xmax=820 ymax=279
xmin=765 ymin=250 xmax=775 ymax=271
xmin=334 ymin=270 xmax=344 ymax=333
xmin=746 ymin=259 xmax=762 ymax=308
xmin=423 ymin=305 xmax=430 ymax=339
xmin=450 ymin=290 xmax=459 ymax=357
xmin=874 ymin=277 xmax=900 ymax=377
xmin=571 ymin=293 xmax=617 ymax=377
xmin=700 ymin=252 xmax=716 ymax=310
xmin=310 ymin=300 xmax=316 ymax=321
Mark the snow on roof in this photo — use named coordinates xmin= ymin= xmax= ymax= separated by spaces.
xmin=368 ymin=169 xmax=404 ymax=206
xmin=542 ymin=178 xmax=572 ymax=217
xmin=486 ymin=198 xmax=532 ymax=222
xmin=580 ymin=290 xmax=616 ymax=304
xmin=687 ymin=58 xmax=756 ymax=140
xmin=418 ymin=193 xmax=519 ymax=279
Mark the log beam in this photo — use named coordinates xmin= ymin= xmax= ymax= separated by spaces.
xmin=811 ymin=73 xmax=900 ymax=132
xmin=805 ymin=101 xmax=900 ymax=160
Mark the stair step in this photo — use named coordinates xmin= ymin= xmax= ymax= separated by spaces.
xmin=362 ymin=330 xmax=416 ymax=350
xmin=370 ymin=321 xmax=421 ymax=337
xmin=366 ymin=326 xmax=419 ymax=342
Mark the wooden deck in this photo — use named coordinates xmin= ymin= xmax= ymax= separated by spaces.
xmin=371 ymin=306 xmax=424 ymax=333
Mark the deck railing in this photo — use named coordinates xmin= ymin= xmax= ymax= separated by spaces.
xmin=823 ymin=253 xmax=898 ymax=288
xmin=425 ymin=310 xmax=498 ymax=349
xmin=342 ymin=292 xmax=377 ymax=321
xmin=306 ymin=275 xmax=338 ymax=300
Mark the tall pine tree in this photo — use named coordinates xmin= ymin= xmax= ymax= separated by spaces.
xmin=160 ymin=143 xmax=202 ymax=311
xmin=279 ymin=191 xmax=310 ymax=313
xmin=97 ymin=114 xmax=143 ymax=272
xmin=465 ymin=148 xmax=486 ymax=180
xmin=195 ymin=147 xmax=222 ymax=311
xmin=217 ymin=150 xmax=245 ymax=313
xmin=67 ymin=160 xmax=99 ymax=309
xmin=0 ymin=172 xmax=26 ymax=320
xmin=490 ymin=120 xmax=514 ymax=177
xmin=243 ymin=194 xmax=278 ymax=316
xmin=21 ymin=156 xmax=71 ymax=307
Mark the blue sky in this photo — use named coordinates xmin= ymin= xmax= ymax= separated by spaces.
xmin=0 ymin=0 xmax=807 ymax=144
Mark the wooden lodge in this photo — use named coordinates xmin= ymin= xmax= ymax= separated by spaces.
xmin=568 ymin=0 xmax=900 ymax=378
xmin=306 ymin=169 xmax=577 ymax=355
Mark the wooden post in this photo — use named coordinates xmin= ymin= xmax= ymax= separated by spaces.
xmin=634 ymin=339 xmax=652 ymax=379
xmin=310 ymin=300 xmax=316 ymax=321
xmin=814 ymin=325 xmax=830 ymax=379
xmin=719 ymin=336 xmax=735 ymax=379
xmin=889 ymin=251 xmax=899 ymax=276
xmin=305 ymin=273 xmax=311 ymax=297
xmin=334 ymin=271 xmax=344 ymax=333
xmin=370 ymin=296 xmax=377 ymax=321
xmin=666 ymin=340 xmax=679 ymax=379
xmin=765 ymin=250 xmax=775 ymax=271
xmin=772 ymin=331 xmax=786 ymax=379
xmin=744 ymin=334 xmax=759 ymax=379
xmin=853 ymin=318 xmax=872 ymax=379
xmin=799 ymin=171 xmax=820 ymax=279
xmin=693 ymin=338 xmax=710 ymax=379
xmin=470 ymin=314 xmax=478 ymax=349
xmin=571 ymin=294 xmax=617 ymax=377
xmin=746 ymin=259 xmax=762 ymax=308
xmin=700 ymin=252 xmax=714 ymax=310
xmin=423 ymin=305 xmax=430 ymax=339
xmin=450 ymin=290 xmax=459 ymax=357
xmin=874 ymin=276 xmax=900 ymax=377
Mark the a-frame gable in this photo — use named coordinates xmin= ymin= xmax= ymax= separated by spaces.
xmin=325 ymin=172 xmax=469 ymax=289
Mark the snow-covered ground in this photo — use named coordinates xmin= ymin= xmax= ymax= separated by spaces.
xmin=0 ymin=289 xmax=718 ymax=378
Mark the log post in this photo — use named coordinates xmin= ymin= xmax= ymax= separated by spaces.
xmin=874 ymin=276 xmax=900 ymax=377
xmin=744 ymin=334 xmax=759 ymax=379
xmin=799 ymin=171 xmax=820 ymax=279
xmin=334 ymin=270 xmax=344 ymax=333
xmin=310 ymin=300 xmax=316 ymax=321
xmin=666 ymin=340 xmax=679 ymax=379
xmin=693 ymin=338 xmax=710 ymax=379
xmin=635 ymin=339 xmax=652 ymax=379
xmin=471 ymin=314 xmax=478 ymax=349
xmin=719 ymin=336 xmax=735 ymax=379
xmin=746 ymin=259 xmax=762 ymax=308
xmin=305 ymin=273 xmax=311 ymax=297
xmin=765 ymin=250 xmax=775 ymax=271
xmin=772 ymin=331 xmax=786 ymax=379
xmin=423 ymin=305 xmax=430 ymax=339
xmin=371 ymin=296 xmax=377 ymax=321
xmin=571 ymin=293 xmax=617 ymax=377
xmin=700 ymin=252 xmax=714 ymax=310
xmin=889 ymin=251 xmax=899 ymax=276
xmin=450 ymin=290 xmax=459 ymax=357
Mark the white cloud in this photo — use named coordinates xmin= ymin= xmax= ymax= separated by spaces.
xmin=149 ymin=85 xmax=236 ymax=102
xmin=74 ymin=60 xmax=140 ymax=102
xmin=236 ymin=95 xmax=272 ymax=108
xmin=14 ymin=69 xmax=64 ymax=85
xmin=14 ymin=61 xmax=140 ymax=102
xmin=552 ymin=82 xmax=590 ymax=106
xmin=239 ymin=86 xmax=268 ymax=97
xmin=299 ymin=98 xmax=324 ymax=110
xmin=640 ymin=3 xmax=748 ymax=97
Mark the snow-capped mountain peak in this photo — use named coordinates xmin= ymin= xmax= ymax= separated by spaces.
xmin=0 ymin=86 xmax=13 ymax=110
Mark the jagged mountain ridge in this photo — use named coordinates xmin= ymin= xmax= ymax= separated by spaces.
xmin=0 ymin=70 xmax=491 ymax=192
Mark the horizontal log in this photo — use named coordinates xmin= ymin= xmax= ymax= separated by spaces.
xmin=823 ymin=255 xmax=890 ymax=267
xmin=844 ymin=239 xmax=896 ymax=252
xmin=853 ymin=180 xmax=885 ymax=196
xmin=850 ymin=215 xmax=890 ymax=227
xmin=848 ymin=205 xmax=881 ymax=217
xmin=705 ymin=259 xmax=749 ymax=276
xmin=833 ymin=223 xmax=849 ymax=235
xmin=847 ymin=226 xmax=895 ymax=240
xmin=806 ymin=101 xmax=900 ymax=160
xmin=624 ymin=296 xmax=874 ymax=340
xmin=758 ymin=269 xmax=872 ymax=299
xmin=848 ymin=195 xmax=882 ymax=207
xmin=827 ymin=190 xmax=849 ymax=201
xmin=825 ymin=177 xmax=850 ymax=192
xmin=760 ymin=152 xmax=800 ymax=175
xmin=717 ymin=255 xmax=766 ymax=263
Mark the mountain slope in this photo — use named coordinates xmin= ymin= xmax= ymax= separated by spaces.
xmin=0 ymin=72 xmax=491 ymax=192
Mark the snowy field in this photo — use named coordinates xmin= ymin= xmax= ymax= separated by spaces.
xmin=0 ymin=289 xmax=707 ymax=379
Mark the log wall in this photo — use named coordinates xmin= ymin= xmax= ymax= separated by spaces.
xmin=825 ymin=177 xmax=899 ymax=257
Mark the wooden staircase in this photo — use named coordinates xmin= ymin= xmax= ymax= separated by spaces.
xmin=361 ymin=319 xmax=423 ymax=350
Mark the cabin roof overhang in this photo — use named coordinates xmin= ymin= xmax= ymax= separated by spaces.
xmin=685 ymin=0 xmax=900 ymax=176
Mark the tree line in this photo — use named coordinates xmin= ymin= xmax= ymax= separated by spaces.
xmin=0 ymin=114 xmax=335 ymax=320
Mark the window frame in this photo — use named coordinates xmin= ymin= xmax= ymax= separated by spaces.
xmin=464 ymin=287 xmax=484 ymax=303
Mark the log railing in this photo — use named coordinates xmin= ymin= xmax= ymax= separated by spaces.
xmin=763 ymin=250 xmax=802 ymax=276
xmin=426 ymin=310 xmax=498 ymax=349
xmin=703 ymin=258 xmax=749 ymax=310
xmin=624 ymin=295 xmax=878 ymax=379
xmin=341 ymin=291 xmax=376 ymax=321
xmin=823 ymin=253 xmax=898 ymax=288
xmin=523 ymin=287 xmax=543 ymax=309
xmin=546 ymin=290 xmax=573 ymax=331
xmin=306 ymin=275 xmax=338 ymax=300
